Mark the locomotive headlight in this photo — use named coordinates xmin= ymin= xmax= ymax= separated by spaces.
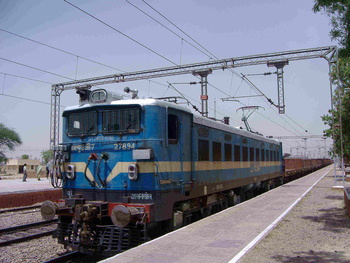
xmin=90 ymin=89 xmax=107 ymax=103
xmin=66 ymin=164 xmax=75 ymax=179
xmin=128 ymin=163 xmax=138 ymax=180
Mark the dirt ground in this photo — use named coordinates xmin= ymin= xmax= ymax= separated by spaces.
xmin=239 ymin=174 xmax=350 ymax=263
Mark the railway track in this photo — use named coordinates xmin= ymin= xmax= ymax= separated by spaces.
xmin=0 ymin=219 xmax=57 ymax=247
xmin=0 ymin=204 xmax=41 ymax=214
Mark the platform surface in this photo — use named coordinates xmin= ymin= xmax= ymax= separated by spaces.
xmin=101 ymin=165 xmax=334 ymax=263
xmin=0 ymin=178 xmax=56 ymax=194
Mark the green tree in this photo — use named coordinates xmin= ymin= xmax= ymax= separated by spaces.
xmin=313 ymin=0 xmax=350 ymax=57
xmin=314 ymin=1 xmax=350 ymax=161
xmin=322 ymin=57 xmax=350 ymax=162
xmin=21 ymin=154 xmax=29 ymax=159
xmin=41 ymin=149 xmax=53 ymax=164
xmin=0 ymin=123 xmax=22 ymax=162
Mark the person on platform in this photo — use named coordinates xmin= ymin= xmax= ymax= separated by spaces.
xmin=36 ymin=165 xmax=42 ymax=181
xmin=22 ymin=163 xmax=28 ymax=182
xmin=46 ymin=165 xmax=49 ymax=179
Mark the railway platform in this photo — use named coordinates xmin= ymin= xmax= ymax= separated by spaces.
xmin=0 ymin=178 xmax=61 ymax=209
xmin=101 ymin=165 xmax=347 ymax=263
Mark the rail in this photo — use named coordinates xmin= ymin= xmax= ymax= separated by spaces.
xmin=0 ymin=219 xmax=57 ymax=247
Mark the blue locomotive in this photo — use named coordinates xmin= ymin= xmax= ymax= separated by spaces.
xmin=41 ymin=88 xmax=283 ymax=256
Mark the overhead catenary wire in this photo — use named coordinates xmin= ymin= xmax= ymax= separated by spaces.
xmin=0 ymin=28 xmax=170 ymax=96
xmin=125 ymin=0 xmax=216 ymax=60
xmin=0 ymin=57 xmax=74 ymax=81
xmin=0 ymin=73 xmax=65 ymax=107
xmin=60 ymin=0 xmax=262 ymax=129
xmin=140 ymin=0 xmax=266 ymax=95
xmin=241 ymin=71 xmax=319 ymax=136
xmin=133 ymin=1 xmax=307 ymax=135
xmin=0 ymin=2 xmax=330 ymax=161
xmin=0 ymin=93 xmax=65 ymax=108
xmin=159 ymin=81 xmax=241 ymax=124
xmin=0 ymin=28 xmax=125 ymax=73
xmin=241 ymin=73 xmax=325 ymax=150
xmin=125 ymin=0 xmax=249 ymax=103
xmin=129 ymin=1 xmax=321 ymax=141
xmin=3 ymin=3 xmax=325 ymax=151
xmin=0 ymin=72 xmax=53 ymax=85
xmin=64 ymin=0 xmax=178 ymax=66
xmin=230 ymin=70 xmax=322 ymax=142
xmin=167 ymin=82 xmax=200 ymax=113
xmin=141 ymin=0 xmax=218 ymax=60
xmin=62 ymin=0 xmax=239 ymax=121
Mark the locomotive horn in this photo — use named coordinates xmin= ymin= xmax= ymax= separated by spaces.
xmin=124 ymin=87 xmax=138 ymax=99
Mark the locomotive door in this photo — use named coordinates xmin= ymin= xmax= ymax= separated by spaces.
xmin=167 ymin=109 xmax=192 ymax=193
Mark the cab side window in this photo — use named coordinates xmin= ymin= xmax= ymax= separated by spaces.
xmin=168 ymin=114 xmax=178 ymax=144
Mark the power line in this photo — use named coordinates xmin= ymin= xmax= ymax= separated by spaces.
xmin=142 ymin=0 xmax=217 ymax=60
xmin=0 ymin=28 xmax=125 ymax=73
xmin=61 ymin=0 xmax=259 ymax=118
xmin=0 ymin=57 xmax=74 ymax=80
xmin=239 ymin=72 xmax=317 ymax=138
xmin=125 ymin=0 xmax=214 ymax=60
xmin=137 ymin=1 xmax=282 ymax=113
xmin=64 ymin=0 xmax=178 ymax=66
xmin=63 ymin=0 xmax=237 ymax=112
xmin=66 ymin=1 xmax=315 ymax=139
xmin=5 ymin=2 xmax=319 ymax=145
xmin=127 ymin=1 xmax=247 ymax=103
xmin=138 ymin=1 xmax=321 ymax=140
xmin=126 ymin=0 xmax=240 ymax=106
xmin=0 ymin=29 xmax=176 ymax=98
xmin=242 ymin=82 xmax=327 ymax=152
xmin=0 ymin=72 xmax=53 ymax=85
xmin=0 ymin=93 xmax=53 ymax=106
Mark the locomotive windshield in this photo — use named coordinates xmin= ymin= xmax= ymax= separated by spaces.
xmin=102 ymin=108 xmax=140 ymax=134
xmin=67 ymin=111 xmax=97 ymax=136
xmin=65 ymin=107 xmax=141 ymax=136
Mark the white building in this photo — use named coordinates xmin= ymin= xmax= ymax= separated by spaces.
xmin=6 ymin=159 xmax=41 ymax=176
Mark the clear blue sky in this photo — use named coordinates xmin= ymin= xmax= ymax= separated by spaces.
xmin=0 ymin=0 xmax=335 ymax=160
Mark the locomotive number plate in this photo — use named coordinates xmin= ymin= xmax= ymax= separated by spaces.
xmin=114 ymin=143 xmax=136 ymax=150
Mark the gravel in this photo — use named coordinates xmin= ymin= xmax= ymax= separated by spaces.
xmin=0 ymin=206 xmax=71 ymax=263
xmin=239 ymin=174 xmax=350 ymax=263
xmin=0 ymin=236 xmax=72 ymax=263
xmin=0 ymin=207 xmax=43 ymax=228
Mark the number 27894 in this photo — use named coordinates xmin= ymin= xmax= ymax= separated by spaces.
xmin=114 ymin=143 xmax=136 ymax=150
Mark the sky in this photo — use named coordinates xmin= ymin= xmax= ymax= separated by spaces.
xmin=0 ymin=0 xmax=336 ymax=160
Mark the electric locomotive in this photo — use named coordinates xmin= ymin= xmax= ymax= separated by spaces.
xmin=41 ymin=88 xmax=283 ymax=256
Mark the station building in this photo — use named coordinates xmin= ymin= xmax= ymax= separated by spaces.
xmin=5 ymin=159 xmax=41 ymax=177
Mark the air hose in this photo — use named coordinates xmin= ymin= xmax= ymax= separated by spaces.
xmin=96 ymin=153 xmax=109 ymax=187
xmin=84 ymin=153 xmax=98 ymax=187
xmin=51 ymin=151 xmax=63 ymax=188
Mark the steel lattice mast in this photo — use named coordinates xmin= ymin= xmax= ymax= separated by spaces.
xmin=50 ymin=46 xmax=337 ymax=149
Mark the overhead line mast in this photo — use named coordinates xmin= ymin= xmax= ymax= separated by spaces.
xmin=267 ymin=135 xmax=328 ymax=158
xmin=50 ymin=46 xmax=337 ymax=149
